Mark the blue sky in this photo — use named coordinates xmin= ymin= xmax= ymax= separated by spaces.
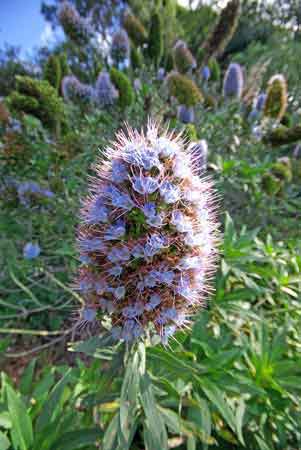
xmin=0 ymin=0 xmax=61 ymax=58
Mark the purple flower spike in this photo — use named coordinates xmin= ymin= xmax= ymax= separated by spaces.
xmin=75 ymin=121 xmax=219 ymax=343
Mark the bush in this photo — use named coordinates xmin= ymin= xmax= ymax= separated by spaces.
xmin=110 ymin=68 xmax=134 ymax=110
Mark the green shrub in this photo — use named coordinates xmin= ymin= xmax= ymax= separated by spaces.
xmin=148 ymin=11 xmax=163 ymax=67
xmin=110 ymin=67 xmax=134 ymax=110
xmin=43 ymin=54 xmax=62 ymax=91
xmin=8 ymin=76 xmax=65 ymax=131
xmin=208 ymin=57 xmax=220 ymax=82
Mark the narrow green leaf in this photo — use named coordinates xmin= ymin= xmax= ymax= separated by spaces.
xmin=20 ymin=359 xmax=36 ymax=395
xmin=197 ymin=378 xmax=237 ymax=437
xmin=35 ymin=368 xmax=72 ymax=432
xmin=103 ymin=413 xmax=119 ymax=450
xmin=6 ymin=384 xmax=33 ymax=450
xmin=140 ymin=373 xmax=168 ymax=450
xmin=51 ymin=428 xmax=101 ymax=450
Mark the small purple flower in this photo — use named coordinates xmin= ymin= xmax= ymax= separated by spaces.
xmin=107 ymin=265 xmax=123 ymax=277
xmin=106 ymin=185 xmax=134 ymax=210
xmin=23 ymin=242 xmax=40 ymax=260
xmin=79 ymin=278 xmax=94 ymax=292
xmin=157 ymin=270 xmax=175 ymax=285
xmin=86 ymin=197 xmax=109 ymax=224
xmin=121 ymin=319 xmax=143 ymax=341
xmin=161 ymin=324 xmax=177 ymax=345
xmin=143 ymin=202 xmax=157 ymax=218
xmin=160 ymin=181 xmax=181 ymax=204
xmin=144 ymin=271 xmax=158 ymax=288
xmin=157 ymin=67 xmax=165 ymax=81
xmin=112 ymin=160 xmax=128 ymax=182
xmin=79 ymin=237 xmax=105 ymax=253
xmin=132 ymin=175 xmax=159 ymax=195
xmin=104 ymin=220 xmax=126 ymax=240
xmin=80 ymin=255 xmax=93 ymax=264
xmin=144 ymin=234 xmax=166 ymax=258
xmin=173 ymin=155 xmax=191 ymax=179
xmin=145 ymin=293 xmax=161 ymax=311
xmin=201 ymin=66 xmax=211 ymax=81
xmin=114 ymin=286 xmax=126 ymax=300
xmin=132 ymin=244 xmax=145 ymax=258
xmin=156 ymin=137 xmax=179 ymax=158
xmin=140 ymin=148 xmax=161 ymax=170
xmin=146 ymin=213 xmax=164 ymax=228
xmin=179 ymin=255 xmax=203 ymax=270
xmin=162 ymin=307 xmax=178 ymax=321
xmin=107 ymin=246 xmax=131 ymax=263
xmin=122 ymin=302 xmax=144 ymax=318
xmin=82 ymin=307 xmax=96 ymax=322
xmin=95 ymin=279 xmax=108 ymax=294
xmin=171 ymin=210 xmax=193 ymax=233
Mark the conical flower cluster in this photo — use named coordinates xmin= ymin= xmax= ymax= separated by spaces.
xmin=111 ymin=29 xmax=130 ymax=69
xmin=173 ymin=40 xmax=196 ymax=74
xmin=75 ymin=121 xmax=219 ymax=344
xmin=263 ymin=74 xmax=287 ymax=121
xmin=61 ymin=75 xmax=93 ymax=105
xmin=93 ymin=71 xmax=119 ymax=107
xmin=223 ymin=63 xmax=244 ymax=99
xmin=58 ymin=1 xmax=92 ymax=46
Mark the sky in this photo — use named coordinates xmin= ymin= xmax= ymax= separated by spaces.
xmin=0 ymin=0 xmax=227 ymax=59
xmin=0 ymin=0 xmax=61 ymax=58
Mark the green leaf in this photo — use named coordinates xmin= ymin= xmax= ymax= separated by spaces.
xmin=0 ymin=431 xmax=10 ymax=450
xmin=50 ymin=428 xmax=101 ymax=450
xmin=20 ymin=358 xmax=36 ymax=395
xmin=103 ymin=413 xmax=119 ymax=450
xmin=0 ymin=412 xmax=11 ymax=429
xmin=35 ymin=368 xmax=72 ymax=432
xmin=197 ymin=378 xmax=238 ymax=438
xmin=140 ymin=373 xmax=168 ymax=450
xmin=6 ymin=384 xmax=33 ymax=450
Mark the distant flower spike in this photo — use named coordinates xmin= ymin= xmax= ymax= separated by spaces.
xmin=223 ymin=63 xmax=244 ymax=99
xmin=75 ymin=120 xmax=219 ymax=344
xmin=58 ymin=1 xmax=93 ymax=45
xmin=123 ymin=12 xmax=147 ymax=47
xmin=201 ymin=0 xmax=241 ymax=63
xmin=93 ymin=71 xmax=119 ymax=107
xmin=263 ymin=74 xmax=287 ymax=122
xmin=61 ymin=75 xmax=93 ymax=105
xmin=173 ymin=40 xmax=196 ymax=74
xmin=111 ymin=29 xmax=130 ymax=68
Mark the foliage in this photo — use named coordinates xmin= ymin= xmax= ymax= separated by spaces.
xmin=110 ymin=68 xmax=134 ymax=110
xmin=7 ymin=76 xmax=65 ymax=131
xmin=148 ymin=11 xmax=163 ymax=68
xmin=43 ymin=54 xmax=62 ymax=91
